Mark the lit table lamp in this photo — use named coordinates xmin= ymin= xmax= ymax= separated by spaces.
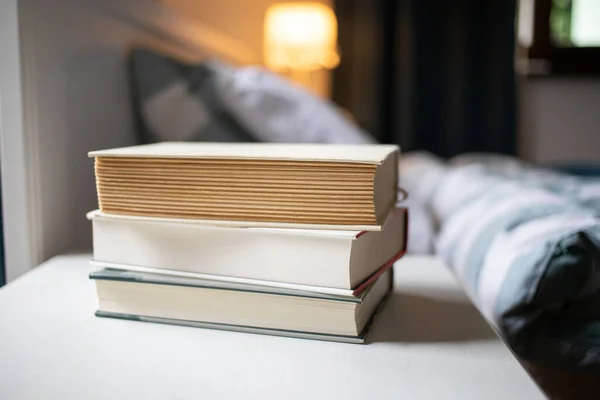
xmin=264 ymin=3 xmax=340 ymax=96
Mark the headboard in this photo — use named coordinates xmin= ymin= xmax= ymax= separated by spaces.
xmin=0 ymin=0 xmax=258 ymax=282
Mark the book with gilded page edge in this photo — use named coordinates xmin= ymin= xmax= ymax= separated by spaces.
xmin=89 ymin=142 xmax=399 ymax=228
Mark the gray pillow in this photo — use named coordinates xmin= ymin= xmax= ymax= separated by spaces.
xmin=129 ymin=48 xmax=256 ymax=143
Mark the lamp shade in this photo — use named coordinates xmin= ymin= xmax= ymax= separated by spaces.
xmin=264 ymin=3 xmax=340 ymax=71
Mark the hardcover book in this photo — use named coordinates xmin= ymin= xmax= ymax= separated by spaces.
xmin=91 ymin=268 xmax=393 ymax=343
xmin=89 ymin=142 xmax=399 ymax=228
xmin=88 ymin=208 xmax=407 ymax=289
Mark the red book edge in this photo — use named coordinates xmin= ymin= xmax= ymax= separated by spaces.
xmin=352 ymin=207 xmax=409 ymax=296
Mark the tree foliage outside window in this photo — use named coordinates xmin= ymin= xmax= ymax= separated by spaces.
xmin=551 ymin=0 xmax=572 ymax=46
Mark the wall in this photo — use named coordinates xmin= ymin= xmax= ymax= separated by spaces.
xmin=164 ymin=0 xmax=333 ymax=97
xmin=519 ymin=79 xmax=600 ymax=165
xmin=165 ymin=0 xmax=331 ymax=61
xmin=0 ymin=0 xmax=35 ymax=282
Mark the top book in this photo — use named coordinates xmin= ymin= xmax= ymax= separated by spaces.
xmin=89 ymin=142 xmax=399 ymax=228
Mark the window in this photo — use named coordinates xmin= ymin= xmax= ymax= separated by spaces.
xmin=551 ymin=0 xmax=600 ymax=47
xmin=517 ymin=0 xmax=600 ymax=76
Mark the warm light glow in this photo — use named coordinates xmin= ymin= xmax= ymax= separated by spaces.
xmin=264 ymin=3 xmax=340 ymax=71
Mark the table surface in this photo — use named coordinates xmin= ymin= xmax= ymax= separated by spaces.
xmin=0 ymin=254 xmax=546 ymax=400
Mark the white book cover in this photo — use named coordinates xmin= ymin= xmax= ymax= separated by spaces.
xmin=89 ymin=142 xmax=399 ymax=164
xmin=88 ymin=208 xmax=407 ymax=289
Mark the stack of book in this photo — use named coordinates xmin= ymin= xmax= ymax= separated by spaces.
xmin=87 ymin=143 xmax=407 ymax=343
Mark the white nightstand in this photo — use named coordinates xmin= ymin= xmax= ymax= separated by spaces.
xmin=0 ymin=255 xmax=546 ymax=399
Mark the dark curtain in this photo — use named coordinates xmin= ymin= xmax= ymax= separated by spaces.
xmin=333 ymin=0 xmax=517 ymax=158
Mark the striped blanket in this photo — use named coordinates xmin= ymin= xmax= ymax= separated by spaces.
xmin=400 ymin=153 xmax=600 ymax=369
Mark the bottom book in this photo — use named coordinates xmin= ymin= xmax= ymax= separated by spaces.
xmin=90 ymin=268 xmax=392 ymax=343
xmin=96 ymin=312 xmax=372 ymax=344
